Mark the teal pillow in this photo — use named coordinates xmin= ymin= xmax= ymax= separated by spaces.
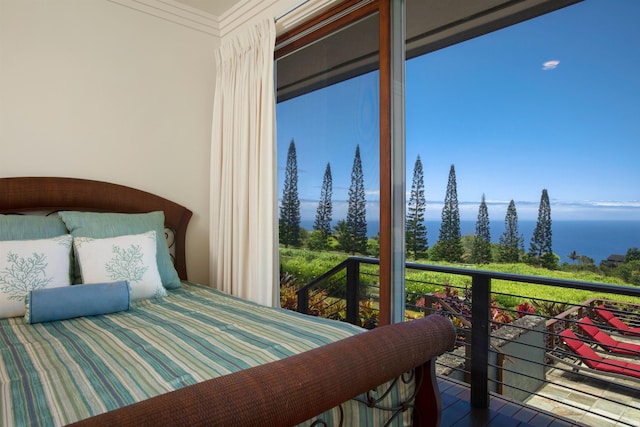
xmin=25 ymin=281 xmax=131 ymax=324
xmin=59 ymin=211 xmax=181 ymax=289
xmin=0 ymin=214 xmax=68 ymax=240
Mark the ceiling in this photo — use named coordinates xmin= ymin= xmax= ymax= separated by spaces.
xmin=174 ymin=0 xmax=243 ymax=17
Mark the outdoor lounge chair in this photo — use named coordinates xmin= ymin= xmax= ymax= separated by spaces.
xmin=558 ymin=329 xmax=640 ymax=380
xmin=595 ymin=305 xmax=640 ymax=337
xmin=577 ymin=317 xmax=640 ymax=357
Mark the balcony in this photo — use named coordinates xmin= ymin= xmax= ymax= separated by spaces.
xmin=289 ymin=256 xmax=640 ymax=426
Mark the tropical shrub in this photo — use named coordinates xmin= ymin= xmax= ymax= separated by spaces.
xmin=516 ymin=302 xmax=536 ymax=318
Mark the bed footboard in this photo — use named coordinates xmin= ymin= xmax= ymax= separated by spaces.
xmin=69 ymin=314 xmax=455 ymax=427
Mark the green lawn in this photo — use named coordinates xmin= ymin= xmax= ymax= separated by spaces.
xmin=280 ymin=248 xmax=640 ymax=310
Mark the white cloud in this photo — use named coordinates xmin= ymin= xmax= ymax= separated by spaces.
xmin=542 ymin=60 xmax=560 ymax=71
xmin=588 ymin=200 xmax=640 ymax=208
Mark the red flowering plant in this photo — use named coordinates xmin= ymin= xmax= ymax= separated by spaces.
xmin=491 ymin=301 xmax=514 ymax=329
xmin=417 ymin=284 xmax=472 ymax=341
xmin=430 ymin=285 xmax=472 ymax=319
xmin=280 ymin=270 xmax=337 ymax=317
xmin=516 ymin=301 xmax=536 ymax=318
xmin=359 ymin=299 xmax=379 ymax=329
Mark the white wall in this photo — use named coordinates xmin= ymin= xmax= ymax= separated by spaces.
xmin=0 ymin=0 xmax=332 ymax=285
xmin=0 ymin=0 xmax=218 ymax=283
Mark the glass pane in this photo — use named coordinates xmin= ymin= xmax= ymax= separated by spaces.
xmin=405 ymin=0 xmax=640 ymax=268
xmin=276 ymin=13 xmax=381 ymax=326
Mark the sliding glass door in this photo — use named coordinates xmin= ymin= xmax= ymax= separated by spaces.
xmin=275 ymin=0 xmax=582 ymax=325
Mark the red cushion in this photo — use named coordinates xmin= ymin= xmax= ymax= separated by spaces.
xmin=576 ymin=317 xmax=640 ymax=356
xmin=596 ymin=305 xmax=640 ymax=337
xmin=578 ymin=317 xmax=617 ymax=347
xmin=561 ymin=328 xmax=640 ymax=379
xmin=596 ymin=306 xmax=629 ymax=329
xmin=560 ymin=329 xmax=601 ymax=369
xmin=616 ymin=342 xmax=640 ymax=356
xmin=594 ymin=359 xmax=640 ymax=379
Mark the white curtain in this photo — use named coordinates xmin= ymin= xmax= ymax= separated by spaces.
xmin=209 ymin=19 xmax=278 ymax=307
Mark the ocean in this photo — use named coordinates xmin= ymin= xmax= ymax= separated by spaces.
xmin=300 ymin=220 xmax=640 ymax=264
xmin=459 ymin=220 xmax=640 ymax=264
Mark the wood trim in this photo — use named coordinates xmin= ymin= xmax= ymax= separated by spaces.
xmin=275 ymin=0 xmax=393 ymax=326
xmin=377 ymin=0 xmax=391 ymax=326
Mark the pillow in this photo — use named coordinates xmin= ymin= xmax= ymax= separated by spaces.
xmin=25 ymin=280 xmax=131 ymax=324
xmin=59 ymin=211 xmax=181 ymax=289
xmin=0 ymin=235 xmax=73 ymax=318
xmin=0 ymin=214 xmax=69 ymax=240
xmin=73 ymin=231 xmax=167 ymax=301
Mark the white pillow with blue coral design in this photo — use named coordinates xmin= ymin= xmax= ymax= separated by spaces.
xmin=0 ymin=235 xmax=73 ymax=318
xmin=74 ymin=231 xmax=167 ymax=301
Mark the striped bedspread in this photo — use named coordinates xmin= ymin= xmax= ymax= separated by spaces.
xmin=0 ymin=282 xmax=414 ymax=426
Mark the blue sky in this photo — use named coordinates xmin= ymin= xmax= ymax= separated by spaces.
xmin=277 ymin=0 xmax=640 ymax=223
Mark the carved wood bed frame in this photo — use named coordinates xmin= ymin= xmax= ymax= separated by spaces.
xmin=0 ymin=176 xmax=456 ymax=426
xmin=0 ymin=176 xmax=192 ymax=279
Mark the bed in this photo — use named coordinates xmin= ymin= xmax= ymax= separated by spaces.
xmin=0 ymin=176 xmax=456 ymax=426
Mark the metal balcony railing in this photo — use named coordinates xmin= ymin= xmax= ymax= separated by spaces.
xmin=294 ymin=257 xmax=640 ymax=424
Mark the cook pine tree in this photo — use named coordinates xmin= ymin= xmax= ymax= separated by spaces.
xmin=471 ymin=194 xmax=492 ymax=263
xmin=311 ymin=162 xmax=333 ymax=249
xmin=279 ymin=139 xmax=301 ymax=248
xmin=498 ymin=200 xmax=523 ymax=262
xmin=432 ymin=164 xmax=463 ymax=262
xmin=406 ymin=155 xmax=428 ymax=260
xmin=528 ymin=188 xmax=555 ymax=269
xmin=341 ymin=145 xmax=368 ymax=254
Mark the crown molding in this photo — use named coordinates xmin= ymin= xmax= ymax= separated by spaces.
xmin=274 ymin=0 xmax=339 ymax=34
xmin=108 ymin=0 xmax=221 ymax=37
xmin=218 ymin=0 xmax=280 ymax=38
xmin=217 ymin=0 xmax=340 ymax=38
xmin=107 ymin=0 xmax=340 ymax=40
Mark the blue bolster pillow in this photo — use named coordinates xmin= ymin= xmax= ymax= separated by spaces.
xmin=25 ymin=281 xmax=131 ymax=324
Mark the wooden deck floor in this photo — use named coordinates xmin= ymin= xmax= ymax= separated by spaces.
xmin=438 ymin=377 xmax=581 ymax=427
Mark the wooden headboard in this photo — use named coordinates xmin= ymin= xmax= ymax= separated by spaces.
xmin=0 ymin=177 xmax=193 ymax=280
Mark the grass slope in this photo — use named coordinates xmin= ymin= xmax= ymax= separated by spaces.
xmin=280 ymin=248 xmax=640 ymax=309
